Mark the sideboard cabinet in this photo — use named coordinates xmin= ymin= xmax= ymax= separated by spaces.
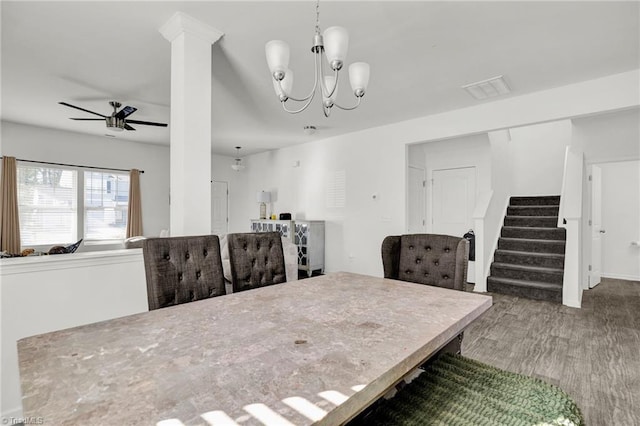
xmin=294 ymin=220 xmax=325 ymax=277
xmin=250 ymin=219 xmax=325 ymax=276
xmin=250 ymin=219 xmax=294 ymax=241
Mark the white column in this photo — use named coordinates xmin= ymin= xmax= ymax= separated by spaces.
xmin=159 ymin=13 xmax=223 ymax=236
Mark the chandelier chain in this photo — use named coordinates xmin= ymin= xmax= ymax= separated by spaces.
xmin=315 ymin=0 xmax=321 ymax=33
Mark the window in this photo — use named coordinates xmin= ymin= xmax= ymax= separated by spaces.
xmin=17 ymin=165 xmax=78 ymax=246
xmin=84 ymin=172 xmax=129 ymax=240
xmin=17 ymin=163 xmax=130 ymax=247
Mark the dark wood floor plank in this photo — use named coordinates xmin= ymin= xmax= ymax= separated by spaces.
xmin=463 ymin=278 xmax=640 ymax=426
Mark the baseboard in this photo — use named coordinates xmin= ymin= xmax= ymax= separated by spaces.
xmin=602 ymin=273 xmax=640 ymax=283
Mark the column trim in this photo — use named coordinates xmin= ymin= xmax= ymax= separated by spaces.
xmin=159 ymin=11 xmax=224 ymax=44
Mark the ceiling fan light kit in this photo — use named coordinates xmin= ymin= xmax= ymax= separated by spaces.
xmin=59 ymin=100 xmax=168 ymax=132
xmin=265 ymin=0 xmax=370 ymax=117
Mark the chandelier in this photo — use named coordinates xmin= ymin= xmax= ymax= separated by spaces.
xmin=231 ymin=146 xmax=245 ymax=171
xmin=265 ymin=0 xmax=370 ymax=117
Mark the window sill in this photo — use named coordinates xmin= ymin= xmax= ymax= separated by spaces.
xmin=0 ymin=249 xmax=142 ymax=275
xmin=83 ymin=239 xmax=125 ymax=246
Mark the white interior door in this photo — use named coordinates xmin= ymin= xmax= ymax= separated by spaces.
xmin=408 ymin=166 xmax=426 ymax=233
xmin=211 ymin=180 xmax=228 ymax=236
xmin=431 ymin=167 xmax=476 ymax=237
xmin=590 ymin=165 xmax=602 ymax=288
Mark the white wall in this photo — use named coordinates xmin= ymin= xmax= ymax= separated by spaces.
xmin=211 ymin=153 xmax=244 ymax=234
xmin=1 ymin=121 xmax=171 ymax=239
xmin=472 ymin=130 xmax=513 ymax=292
xmin=420 ymin=133 xmax=492 ymax=232
xmin=600 ymin=160 xmax=640 ymax=280
xmin=232 ymin=136 xmax=406 ymax=277
xmin=407 ymin=144 xmax=427 ymax=233
xmin=572 ymin=108 xmax=640 ymax=287
xmin=407 ymin=144 xmax=426 ymax=168
xmin=573 ymin=108 xmax=640 ymax=163
xmin=509 ymin=120 xmax=572 ymax=196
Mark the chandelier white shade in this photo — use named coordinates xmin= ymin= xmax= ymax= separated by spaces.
xmin=231 ymin=146 xmax=245 ymax=171
xmin=265 ymin=1 xmax=370 ymax=117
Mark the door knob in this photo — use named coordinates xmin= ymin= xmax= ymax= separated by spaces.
xmin=599 ymin=229 xmax=606 ymax=233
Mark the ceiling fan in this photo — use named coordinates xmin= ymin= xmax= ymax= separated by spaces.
xmin=59 ymin=100 xmax=168 ymax=132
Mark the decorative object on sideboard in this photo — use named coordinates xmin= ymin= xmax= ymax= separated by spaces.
xmin=48 ymin=239 xmax=83 ymax=255
xmin=0 ymin=239 xmax=83 ymax=258
xmin=257 ymin=191 xmax=271 ymax=219
xmin=265 ymin=0 xmax=370 ymax=117
xmin=231 ymin=146 xmax=245 ymax=172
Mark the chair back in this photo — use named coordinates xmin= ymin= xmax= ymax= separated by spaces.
xmin=143 ymin=235 xmax=225 ymax=310
xmin=227 ymin=232 xmax=286 ymax=293
xmin=382 ymin=234 xmax=468 ymax=291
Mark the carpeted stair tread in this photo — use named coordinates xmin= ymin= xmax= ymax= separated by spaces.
xmin=504 ymin=216 xmax=559 ymax=228
xmin=488 ymin=276 xmax=563 ymax=291
xmin=361 ymin=353 xmax=583 ymax=426
xmin=501 ymin=226 xmax=566 ymax=240
xmin=498 ymin=237 xmax=566 ymax=254
xmin=499 ymin=237 xmax=565 ymax=245
xmin=491 ymin=262 xmax=564 ymax=275
xmin=494 ymin=250 xmax=565 ymax=269
xmin=491 ymin=262 xmax=564 ymax=284
xmin=507 ymin=205 xmax=560 ymax=216
xmin=505 ymin=215 xmax=559 ymax=220
xmin=487 ymin=276 xmax=563 ymax=302
xmin=510 ymin=195 xmax=561 ymax=206
xmin=495 ymin=249 xmax=565 ymax=259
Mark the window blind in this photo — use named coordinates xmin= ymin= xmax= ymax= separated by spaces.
xmin=17 ymin=165 xmax=78 ymax=246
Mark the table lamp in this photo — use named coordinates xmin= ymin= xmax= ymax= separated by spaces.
xmin=257 ymin=191 xmax=271 ymax=219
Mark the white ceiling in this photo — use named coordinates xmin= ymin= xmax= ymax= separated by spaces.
xmin=2 ymin=1 xmax=638 ymax=156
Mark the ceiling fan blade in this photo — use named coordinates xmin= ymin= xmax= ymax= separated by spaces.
xmin=124 ymin=124 xmax=136 ymax=131
xmin=70 ymin=118 xmax=104 ymax=121
xmin=126 ymin=119 xmax=168 ymax=127
xmin=115 ymin=106 xmax=137 ymax=119
xmin=59 ymin=102 xmax=106 ymax=117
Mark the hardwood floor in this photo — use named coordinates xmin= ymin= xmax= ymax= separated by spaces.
xmin=463 ymin=278 xmax=640 ymax=425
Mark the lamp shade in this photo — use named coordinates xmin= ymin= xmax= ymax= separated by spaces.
xmin=323 ymin=75 xmax=338 ymax=102
xmin=257 ymin=191 xmax=271 ymax=203
xmin=265 ymin=40 xmax=290 ymax=74
xmin=231 ymin=160 xmax=245 ymax=172
xmin=349 ymin=62 xmax=370 ymax=94
xmin=323 ymin=26 xmax=349 ymax=66
xmin=272 ymin=69 xmax=294 ymax=97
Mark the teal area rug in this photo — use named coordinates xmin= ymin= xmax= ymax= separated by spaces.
xmin=362 ymin=353 xmax=584 ymax=426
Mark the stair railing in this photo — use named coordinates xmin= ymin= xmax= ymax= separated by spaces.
xmin=558 ymin=146 xmax=584 ymax=307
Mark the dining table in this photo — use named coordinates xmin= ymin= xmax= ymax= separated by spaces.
xmin=18 ymin=271 xmax=492 ymax=425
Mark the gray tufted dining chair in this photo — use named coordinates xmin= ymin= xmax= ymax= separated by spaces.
xmin=227 ymin=232 xmax=287 ymax=293
xmin=381 ymin=234 xmax=468 ymax=291
xmin=142 ymin=235 xmax=226 ymax=311
xmin=381 ymin=234 xmax=469 ymax=355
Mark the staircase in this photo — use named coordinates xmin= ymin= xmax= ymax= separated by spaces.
xmin=487 ymin=195 xmax=566 ymax=303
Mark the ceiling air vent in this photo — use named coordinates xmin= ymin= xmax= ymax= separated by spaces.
xmin=462 ymin=75 xmax=511 ymax=100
